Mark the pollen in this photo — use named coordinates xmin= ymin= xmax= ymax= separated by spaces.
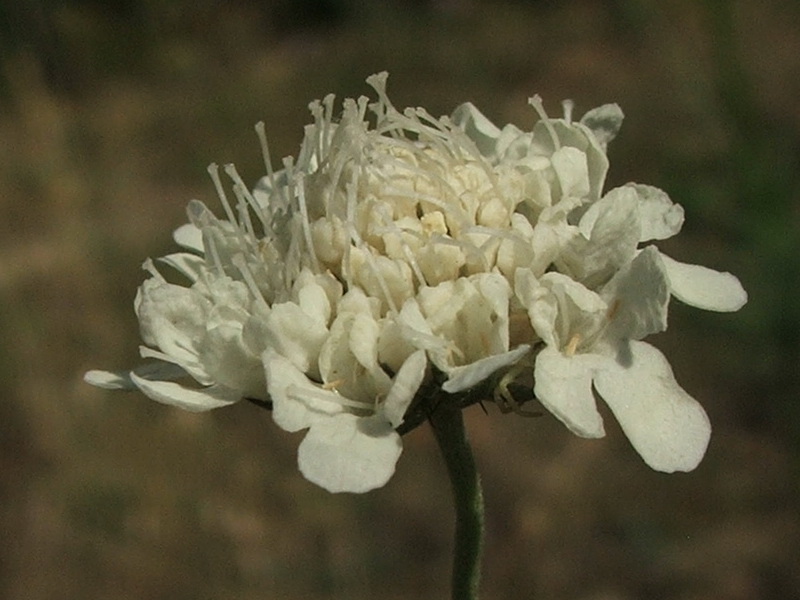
xmin=565 ymin=333 xmax=581 ymax=357
xmin=322 ymin=379 xmax=346 ymax=392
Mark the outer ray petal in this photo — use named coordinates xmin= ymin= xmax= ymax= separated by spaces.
xmin=443 ymin=344 xmax=530 ymax=393
xmin=84 ymin=361 xmax=189 ymax=390
xmin=263 ymin=350 xmax=344 ymax=432
xmin=382 ymin=350 xmax=427 ymax=428
xmin=172 ymin=223 xmax=204 ymax=252
xmin=593 ymin=341 xmax=711 ymax=472
xmin=533 ymin=346 xmax=606 ymax=438
xmin=660 ymin=253 xmax=748 ymax=312
xmin=129 ymin=372 xmax=240 ymax=412
xmin=298 ymin=414 xmax=402 ymax=493
xmin=631 ymin=184 xmax=684 ymax=241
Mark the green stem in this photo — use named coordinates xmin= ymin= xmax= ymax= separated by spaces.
xmin=429 ymin=402 xmax=484 ymax=600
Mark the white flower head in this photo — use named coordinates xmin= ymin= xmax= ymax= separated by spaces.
xmin=86 ymin=73 xmax=747 ymax=490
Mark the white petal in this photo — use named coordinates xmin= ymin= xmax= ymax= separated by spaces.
xmin=297 ymin=278 xmax=333 ymax=326
xmin=533 ymin=346 xmax=606 ymax=438
xmin=135 ymin=277 xmax=210 ymax=362
xmin=514 ymin=268 xmax=558 ymax=347
xmin=200 ymin=321 xmax=263 ymax=397
xmin=536 ymin=272 xmax=607 ymax=348
xmin=158 ymin=253 xmax=206 ymax=282
xmin=660 ymin=253 xmax=748 ymax=312
xmin=551 ymin=146 xmax=590 ymax=199
xmin=298 ymin=414 xmax=402 ymax=493
xmin=261 ymin=302 xmax=329 ymax=373
xmin=593 ymin=341 xmax=711 ymax=472
xmin=129 ymin=372 xmax=240 ymax=412
xmin=348 ymin=313 xmax=381 ymax=371
xmin=84 ymin=369 xmax=133 ymax=390
xmin=138 ymin=345 xmax=212 ymax=385
xmin=382 ymin=350 xmax=427 ymax=428
xmin=450 ymin=102 xmax=501 ymax=157
xmin=84 ymin=361 xmax=189 ymax=390
xmin=601 ymin=246 xmax=669 ymax=341
xmin=535 ymin=119 xmax=609 ymax=201
xmin=630 ymin=184 xmax=684 ymax=241
xmin=568 ymin=186 xmax=640 ymax=285
xmin=263 ymin=350 xmax=343 ymax=432
xmin=580 ymin=103 xmax=624 ymax=148
xmin=443 ymin=344 xmax=530 ymax=393
xmin=172 ymin=223 xmax=204 ymax=252
xmin=397 ymin=299 xmax=447 ymax=352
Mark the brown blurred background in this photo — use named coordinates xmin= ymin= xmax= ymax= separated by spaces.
xmin=1 ymin=1 xmax=799 ymax=598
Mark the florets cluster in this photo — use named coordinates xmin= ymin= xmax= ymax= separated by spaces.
xmin=86 ymin=73 xmax=746 ymax=492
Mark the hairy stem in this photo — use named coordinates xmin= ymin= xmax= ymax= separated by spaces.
xmin=429 ymin=403 xmax=484 ymax=600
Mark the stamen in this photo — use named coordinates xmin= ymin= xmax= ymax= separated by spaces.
xmin=322 ymin=379 xmax=345 ymax=391
xmin=528 ymin=95 xmax=561 ymax=151
xmin=231 ymin=253 xmax=270 ymax=312
xmin=236 ymin=195 xmax=256 ymax=240
xmin=308 ymin=99 xmax=325 ymax=161
xmin=254 ymin=122 xmax=276 ymax=189
xmin=345 ymin=181 xmax=399 ymax=315
xmin=321 ymin=93 xmax=335 ymax=157
xmin=204 ymin=229 xmax=225 ymax=276
xmin=565 ymin=333 xmax=581 ymax=357
xmin=562 ymin=99 xmax=575 ymax=123
xmin=296 ymin=179 xmax=321 ymax=272
xmin=224 ymin=164 xmax=269 ymax=232
xmin=366 ymin=71 xmax=392 ymax=117
xmin=356 ymin=95 xmax=370 ymax=122
xmin=207 ymin=164 xmax=238 ymax=225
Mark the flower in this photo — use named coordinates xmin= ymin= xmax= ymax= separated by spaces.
xmin=86 ymin=73 xmax=747 ymax=490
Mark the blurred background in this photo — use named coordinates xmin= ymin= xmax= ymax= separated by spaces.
xmin=1 ymin=0 xmax=799 ymax=598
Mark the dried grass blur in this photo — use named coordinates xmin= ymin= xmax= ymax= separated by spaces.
xmin=1 ymin=1 xmax=799 ymax=598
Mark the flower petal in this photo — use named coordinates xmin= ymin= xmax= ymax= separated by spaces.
xmin=382 ymin=350 xmax=427 ymax=428
xmin=443 ymin=344 xmax=530 ymax=393
xmin=450 ymin=102 xmax=502 ymax=157
xmin=660 ymin=253 xmax=748 ymax=312
xmin=298 ymin=413 xmax=403 ymax=493
xmin=601 ymin=245 xmax=669 ymax=341
xmin=129 ymin=372 xmax=240 ymax=412
xmin=580 ymin=103 xmax=624 ymax=148
xmin=172 ymin=223 xmax=204 ymax=252
xmin=551 ymin=146 xmax=590 ymax=199
xmin=84 ymin=361 xmax=189 ymax=390
xmin=84 ymin=369 xmax=133 ymax=390
xmin=263 ymin=350 xmax=344 ymax=432
xmin=593 ymin=341 xmax=711 ymax=472
xmin=567 ymin=185 xmax=640 ymax=285
xmin=259 ymin=301 xmax=329 ymax=374
xmin=158 ymin=253 xmax=206 ymax=282
xmin=630 ymin=184 xmax=684 ymax=241
xmin=533 ymin=346 xmax=606 ymax=438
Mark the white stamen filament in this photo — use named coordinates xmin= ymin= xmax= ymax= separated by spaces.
xmin=203 ymin=230 xmax=225 ymax=276
xmin=231 ymin=253 xmax=270 ymax=312
xmin=207 ymin=164 xmax=238 ymax=226
xmin=345 ymin=181 xmax=399 ymax=315
xmin=296 ymin=179 xmax=320 ymax=272
xmin=562 ymin=99 xmax=574 ymax=123
xmin=224 ymin=164 xmax=269 ymax=233
xmin=529 ymin=95 xmax=561 ymax=152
